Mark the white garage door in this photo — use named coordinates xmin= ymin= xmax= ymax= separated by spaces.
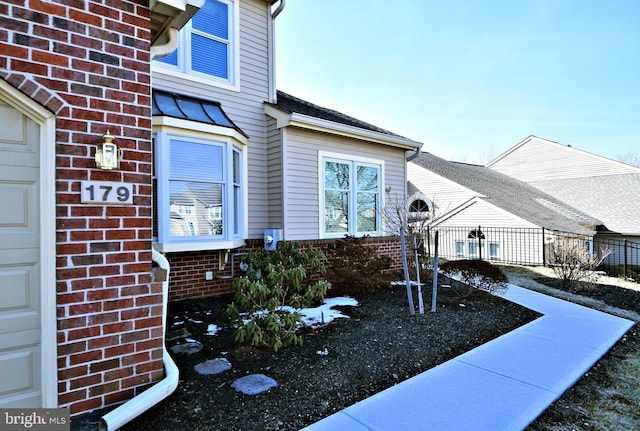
xmin=0 ymin=99 xmax=42 ymax=407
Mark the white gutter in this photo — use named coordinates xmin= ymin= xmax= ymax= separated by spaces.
xmin=99 ymin=249 xmax=179 ymax=431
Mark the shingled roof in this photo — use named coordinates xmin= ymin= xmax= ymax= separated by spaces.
xmin=410 ymin=152 xmax=602 ymax=234
xmin=271 ymin=91 xmax=412 ymax=140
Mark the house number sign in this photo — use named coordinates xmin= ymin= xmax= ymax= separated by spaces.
xmin=81 ymin=180 xmax=133 ymax=205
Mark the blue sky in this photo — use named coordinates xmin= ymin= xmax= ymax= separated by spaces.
xmin=275 ymin=1 xmax=640 ymax=164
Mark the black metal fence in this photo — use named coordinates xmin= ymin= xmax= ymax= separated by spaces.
xmin=424 ymin=226 xmax=640 ymax=281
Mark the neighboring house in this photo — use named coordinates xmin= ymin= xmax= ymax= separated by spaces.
xmin=0 ymin=0 xmax=421 ymax=422
xmin=487 ymin=136 xmax=640 ymax=264
xmin=408 ymin=152 xmax=601 ymax=264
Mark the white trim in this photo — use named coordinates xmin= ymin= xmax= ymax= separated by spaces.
xmin=0 ymin=79 xmax=58 ymax=407
xmin=153 ymin=238 xmax=245 ymax=253
xmin=152 ymin=116 xmax=248 ymax=145
xmin=318 ymin=150 xmax=385 ymax=239
xmin=265 ymin=104 xmax=422 ymax=151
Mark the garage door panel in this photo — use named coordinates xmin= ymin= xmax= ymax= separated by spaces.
xmin=0 ymin=99 xmax=42 ymax=408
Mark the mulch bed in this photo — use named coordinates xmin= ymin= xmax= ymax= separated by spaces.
xmin=122 ymin=283 xmax=539 ymax=431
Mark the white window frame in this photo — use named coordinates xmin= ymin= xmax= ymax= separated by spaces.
xmin=151 ymin=0 xmax=240 ymax=91
xmin=455 ymin=240 xmax=465 ymax=257
xmin=153 ymin=125 xmax=247 ymax=252
xmin=319 ymin=151 xmax=384 ymax=239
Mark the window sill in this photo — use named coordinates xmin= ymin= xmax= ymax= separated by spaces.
xmin=152 ymin=64 xmax=240 ymax=93
xmin=153 ymin=239 xmax=245 ymax=253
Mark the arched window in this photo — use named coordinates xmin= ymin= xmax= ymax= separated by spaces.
xmin=409 ymin=199 xmax=429 ymax=213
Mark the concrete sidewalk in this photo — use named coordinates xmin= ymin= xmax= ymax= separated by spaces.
xmin=301 ymin=285 xmax=635 ymax=431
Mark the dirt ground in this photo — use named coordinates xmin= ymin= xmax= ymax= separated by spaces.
xmin=121 ymin=279 xmax=538 ymax=431
xmin=75 ymin=264 xmax=639 ymax=431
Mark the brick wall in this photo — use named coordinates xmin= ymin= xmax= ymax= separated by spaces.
xmin=0 ymin=0 xmax=159 ymax=417
xmin=167 ymin=236 xmax=404 ymax=300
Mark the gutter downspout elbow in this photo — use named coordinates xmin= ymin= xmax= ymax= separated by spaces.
xmin=271 ymin=0 xmax=285 ymax=19
xmin=407 ymin=146 xmax=421 ymax=162
xmin=150 ymin=27 xmax=179 ymax=60
xmin=99 ymin=249 xmax=178 ymax=431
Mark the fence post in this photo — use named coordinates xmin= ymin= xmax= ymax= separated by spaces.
xmin=478 ymin=225 xmax=482 ymax=260
xmin=542 ymin=227 xmax=546 ymax=266
xmin=624 ymin=239 xmax=628 ymax=279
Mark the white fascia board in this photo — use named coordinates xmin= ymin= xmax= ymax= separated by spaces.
xmin=264 ymin=104 xmax=422 ymax=151
xmin=152 ymin=116 xmax=249 ymax=145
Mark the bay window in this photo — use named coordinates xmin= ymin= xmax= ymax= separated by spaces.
xmin=154 ymin=133 xmax=246 ymax=252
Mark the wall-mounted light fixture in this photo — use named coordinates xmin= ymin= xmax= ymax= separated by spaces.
xmin=95 ymin=130 xmax=121 ymax=170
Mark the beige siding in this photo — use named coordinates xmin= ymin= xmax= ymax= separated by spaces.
xmin=152 ymin=0 xmax=271 ymax=238
xmin=266 ymin=117 xmax=283 ymax=229
xmin=283 ymin=128 xmax=408 ymax=240
xmin=489 ymin=136 xmax=639 ymax=182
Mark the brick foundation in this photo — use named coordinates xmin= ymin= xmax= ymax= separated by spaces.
xmin=167 ymin=236 xmax=404 ymax=301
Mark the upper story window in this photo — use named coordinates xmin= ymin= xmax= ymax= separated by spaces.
xmin=320 ymin=152 xmax=383 ymax=238
xmin=154 ymin=0 xmax=239 ymax=89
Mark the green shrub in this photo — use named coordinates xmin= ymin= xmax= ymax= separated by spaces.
xmin=226 ymin=241 xmax=331 ymax=351
xmin=325 ymin=235 xmax=393 ymax=296
xmin=440 ymin=259 xmax=508 ymax=298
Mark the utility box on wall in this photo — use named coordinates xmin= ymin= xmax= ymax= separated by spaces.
xmin=264 ymin=229 xmax=282 ymax=251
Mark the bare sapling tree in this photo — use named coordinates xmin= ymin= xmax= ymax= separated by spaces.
xmin=550 ymin=238 xmax=613 ymax=290
xmin=383 ymin=190 xmax=439 ymax=314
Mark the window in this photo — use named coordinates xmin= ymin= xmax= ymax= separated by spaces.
xmin=154 ymin=133 xmax=245 ymax=252
xmin=321 ymin=154 xmax=383 ymax=238
xmin=489 ymin=242 xmax=500 ymax=260
xmin=409 ymin=199 xmax=429 ymax=213
xmin=154 ymin=0 xmax=238 ymax=88
xmin=455 ymin=241 xmax=465 ymax=257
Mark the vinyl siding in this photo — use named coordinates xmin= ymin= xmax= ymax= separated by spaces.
xmin=408 ymin=162 xmax=477 ymax=215
xmin=488 ymin=136 xmax=639 ymax=182
xmin=266 ymin=117 xmax=283 ymax=229
xmin=434 ymin=201 xmax=543 ymax=264
xmin=283 ymin=128 xmax=408 ymax=240
xmin=152 ymin=0 xmax=271 ymax=238
xmin=436 ymin=199 xmax=538 ymax=229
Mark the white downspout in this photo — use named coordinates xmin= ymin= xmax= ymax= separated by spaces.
xmin=99 ymin=249 xmax=178 ymax=431
xmin=150 ymin=27 xmax=179 ymax=60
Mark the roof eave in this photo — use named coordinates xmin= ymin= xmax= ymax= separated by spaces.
xmin=265 ymin=104 xmax=422 ymax=151
xmin=150 ymin=0 xmax=205 ymax=46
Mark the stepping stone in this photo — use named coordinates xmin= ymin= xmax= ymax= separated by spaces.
xmin=170 ymin=340 xmax=203 ymax=354
xmin=231 ymin=374 xmax=277 ymax=395
xmin=194 ymin=358 xmax=232 ymax=375
xmin=166 ymin=327 xmax=191 ymax=341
